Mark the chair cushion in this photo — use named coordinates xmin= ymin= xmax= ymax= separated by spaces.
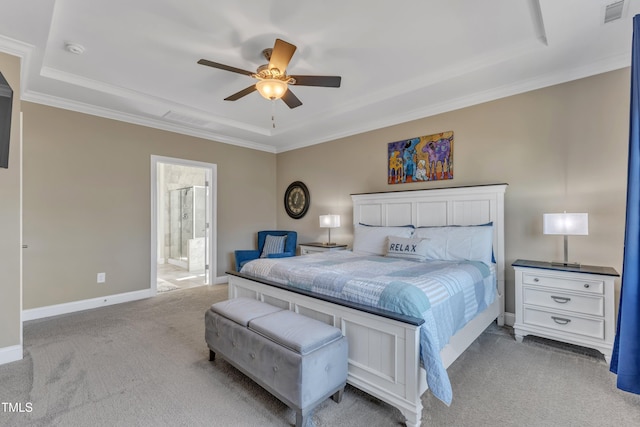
xmin=249 ymin=310 xmax=343 ymax=355
xmin=210 ymin=297 xmax=283 ymax=327
xmin=260 ymin=234 xmax=287 ymax=258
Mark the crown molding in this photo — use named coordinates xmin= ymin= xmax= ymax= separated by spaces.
xmin=40 ymin=66 xmax=272 ymax=137
xmin=21 ymin=90 xmax=277 ymax=153
xmin=15 ymin=36 xmax=631 ymax=156
xmin=276 ymin=52 xmax=631 ymax=153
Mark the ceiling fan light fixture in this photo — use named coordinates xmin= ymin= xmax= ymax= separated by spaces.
xmin=198 ymin=38 xmax=340 ymax=108
xmin=256 ymin=79 xmax=288 ymax=100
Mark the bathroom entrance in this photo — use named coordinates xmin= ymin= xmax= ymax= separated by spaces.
xmin=151 ymin=156 xmax=217 ymax=293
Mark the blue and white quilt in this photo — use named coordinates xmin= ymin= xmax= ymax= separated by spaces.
xmin=240 ymin=250 xmax=496 ymax=405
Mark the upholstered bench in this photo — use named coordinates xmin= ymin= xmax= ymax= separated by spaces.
xmin=205 ymin=297 xmax=348 ymax=427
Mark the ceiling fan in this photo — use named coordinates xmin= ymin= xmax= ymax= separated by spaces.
xmin=198 ymin=38 xmax=341 ymax=109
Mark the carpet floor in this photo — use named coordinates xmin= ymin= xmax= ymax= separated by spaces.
xmin=1 ymin=284 xmax=638 ymax=426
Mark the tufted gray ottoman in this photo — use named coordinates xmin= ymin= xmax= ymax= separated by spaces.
xmin=205 ymin=297 xmax=348 ymax=427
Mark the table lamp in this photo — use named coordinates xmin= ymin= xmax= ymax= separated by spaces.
xmin=319 ymin=214 xmax=340 ymax=246
xmin=543 ymin=212 xmax=588 ymax=267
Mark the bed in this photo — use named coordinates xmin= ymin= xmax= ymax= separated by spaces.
xmin=227 ymin=184 xmax=507 ymax=426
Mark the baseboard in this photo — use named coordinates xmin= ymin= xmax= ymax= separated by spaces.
xmin=0 ymin=345 xmax=23 ymax=366
xmin=22 ymin=275 xmax=229 ymax=322
xmin=214 ymin=275 xmax=228 ymax=285
xmin=22 ymin=288 xmax=155 ymax=322
xmin=504 ymin=312 xmax=515 ymax=327
xmin=23 ymin=278 xmax=229 ymax=322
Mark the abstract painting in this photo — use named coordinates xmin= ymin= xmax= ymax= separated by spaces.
xmin=388 ymin=131 xmax=454 ymax=184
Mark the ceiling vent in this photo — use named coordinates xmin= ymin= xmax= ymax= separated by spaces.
xmin=163 ymin=111 xmax=210 ymax=127
xmin=604 ymin=0 xmax=624 ymax=24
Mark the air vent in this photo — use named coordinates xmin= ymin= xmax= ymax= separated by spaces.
xmin=163 ymin=111 xmax=210 ymax=127
xmin=604 ymin=0 xmax=624 ymax=24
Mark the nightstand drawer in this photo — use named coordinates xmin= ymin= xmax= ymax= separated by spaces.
xmin=299 ymin=243 xmax=348 ymax=255
xmin=522 ymin=307 xmax=605 ymax=340
xmin=523 ymin=287 xmax=604 ymax=316
xmin=522 ymin=273 xmax=603 ymax=295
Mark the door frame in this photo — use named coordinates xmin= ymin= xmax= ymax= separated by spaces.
xmin=150 ymin=155 xmax=217 ymax=293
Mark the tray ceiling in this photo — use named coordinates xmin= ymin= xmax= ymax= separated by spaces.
xmin=0 ymin=0 xmax=637 ymax=152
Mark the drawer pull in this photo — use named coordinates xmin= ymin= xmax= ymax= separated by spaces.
xmin=551 ymin=316 xmax=572 ymax=325
xmin=550 ymin=296 xmax=571 ymax=304
xmin=584 ymin=284 xmax=590 ymax=289
xmin=533 ymin=277 xmax=540 ymax=282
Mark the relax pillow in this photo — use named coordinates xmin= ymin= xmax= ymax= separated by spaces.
xmin=412 ymin=224 xmax=493 ymax=266
xmin=352 ymin=224 xmax=414 ymax=256
xmin=385 ymin=236 xmax=430 ymax=261
xmin=261 ymin=234 xmax=287 ymax=258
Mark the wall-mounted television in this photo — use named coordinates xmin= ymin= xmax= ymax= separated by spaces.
xmin=0 ymin=71 xmax=13 ymax=169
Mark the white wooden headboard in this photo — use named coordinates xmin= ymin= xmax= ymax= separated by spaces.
xmin=351 ymin=184 xmax=508 ymax=324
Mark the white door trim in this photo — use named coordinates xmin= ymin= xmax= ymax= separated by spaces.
xmin=150 ymin=155 xmax=217 ymax=293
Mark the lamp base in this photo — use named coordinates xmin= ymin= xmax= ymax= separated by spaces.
xmin=550 ymin=260 xmax=581 ymax=268
xmin=323 ymin=242 xmax=338 ymax=246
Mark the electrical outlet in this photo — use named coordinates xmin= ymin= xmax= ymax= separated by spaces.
xmin=97 ymin=272 xmax=106 ymax=283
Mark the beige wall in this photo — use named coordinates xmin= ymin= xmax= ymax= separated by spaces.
xmin=22 ymin=103 xmax=276 ymax=309
xmin=15 ymin=67 xmax=632 ymax=316
xmin=0 ymin=52 xmax=21 ymax=352
xmin=276 ymin=69 xmax=630 ymax=314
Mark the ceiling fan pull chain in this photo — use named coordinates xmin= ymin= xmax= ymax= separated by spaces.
xmin=271 ymin=99 xmax=276 ymax=128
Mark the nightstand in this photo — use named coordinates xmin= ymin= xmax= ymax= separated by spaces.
xmin=299 ymin=242 xmax=348 ymax=255
xmin=512 ymin=259 xmax=619 ymax=362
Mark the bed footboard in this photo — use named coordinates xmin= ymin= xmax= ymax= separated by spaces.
xmin=228 ymin=272 xmax=501 ymax=426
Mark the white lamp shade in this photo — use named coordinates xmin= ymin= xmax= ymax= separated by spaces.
xmin=319 ymin=214 xmax=340 ymax=228
xmin=543 ymin=213 xmax=588 ymax=235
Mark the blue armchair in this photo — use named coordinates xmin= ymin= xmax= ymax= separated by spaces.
xmin=234 ymin=230 xmax=297 ymax=272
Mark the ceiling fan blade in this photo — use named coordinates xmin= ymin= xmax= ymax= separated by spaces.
xmin=269 ymin=39 xmax=297 ymax=73
xmin=197 ymin=59 xmax=254 ymax=77
xmin=281 ymin=89 xmax=303 ymax=109
xmin=224 ymin=85 xmax=257 ymax=101
xmin=290 ymin=75 xmax=342 ymax=88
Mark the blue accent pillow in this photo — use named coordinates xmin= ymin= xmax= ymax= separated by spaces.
xmin=261 ymin=234 xmax=287 ymax=258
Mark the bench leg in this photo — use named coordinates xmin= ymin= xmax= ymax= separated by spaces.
xmin=296 ymin=409 xmax=312 ymax=427
xmin=209 ymin=349 xmax=216 ymax=361
xmin=331 ymin=387 xmax=344 ymax=404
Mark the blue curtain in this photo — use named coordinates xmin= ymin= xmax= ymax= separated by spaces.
xmin=610 ymin=14 xmax=640 ymax=395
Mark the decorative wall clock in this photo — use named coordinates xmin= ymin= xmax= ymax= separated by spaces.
xmin=284 ymin=181 xmax=310 ymax=219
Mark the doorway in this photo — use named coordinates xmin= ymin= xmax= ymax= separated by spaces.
xmin=151 ymin=156 xmax=217 ymax=293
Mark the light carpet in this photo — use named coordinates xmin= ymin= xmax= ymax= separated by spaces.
xmin=0 ymin=284 xmax=638 ymax=426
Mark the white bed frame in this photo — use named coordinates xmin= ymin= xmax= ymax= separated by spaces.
xmin=228 ymin=184 xmax=507 ymax=426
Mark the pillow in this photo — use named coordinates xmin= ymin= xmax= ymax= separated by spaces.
xmin=385 ymin=236 xmax=430 ymax=261
xmin=412 ymin=224 xmax=493 ymax=266
xmin=260 ymin=234 xmax=287 ymax=258
xmin=352 ymin=224 xmax=414 ymax=256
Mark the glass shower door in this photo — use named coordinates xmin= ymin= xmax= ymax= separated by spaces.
xmin=169 ymin=186 xmax=206 ymax=273
xmin=169 ymin=187 xmax=193 ymax=264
